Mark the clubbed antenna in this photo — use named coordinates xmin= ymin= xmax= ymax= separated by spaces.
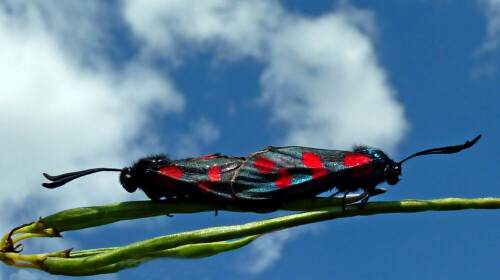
xmin=42 ymin=168 xmax=122 ymax=189
xmin=399 ymin=135 xmax=481 ymax=164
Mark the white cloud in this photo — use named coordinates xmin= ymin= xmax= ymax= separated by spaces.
xmin=0 ymin=1 xmax=184 ymax=273
xmin=0 ymin=8 xmax=182 ymax=207
xmin=124 ymin=0 xmax=284 ymax=61
xmin=261 ymin=10 xmax=406 ymax=150
xmin=123 ymin=0 xmax=407 ymax=151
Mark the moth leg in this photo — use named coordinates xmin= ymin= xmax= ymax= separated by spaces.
xmin=342 ymin=191 xmax=370 ymax=205
xmin=341 ymin=192 xmax=350 ymax=210
xmin=215 ymin=203 xmax=229 ymax=216
xmin=359 ymin=195 xmax=370 ymax=209
xmin=358 ymin=187 xmax=386 ymax=209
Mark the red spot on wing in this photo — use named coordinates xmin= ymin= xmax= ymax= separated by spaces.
xmin=198 ymin=181 xmax=211 ymax=192
xmin=157 ymin=166 xmax=183 ymax=187
xmin=275 ymin=169 xmax=291 ymax=188
xmin=344 ymin=154 xmax=374 ymax=177
xmin=302 ymin=152 xmax=323 ymax=168
xmin=344 ymin=154 xmax=371 ymax=167
xmin=158 ymin=166 xmax=184 ymax=179
xmin=208 ymin=166 xmax=221 ymax=181
xmin=303 ymin=153 xmax=327 ymax=180
xmin=311 ymin=168 xmax=328 ymax=179
xmin=254 ymin=157 xmax=275 ymax=173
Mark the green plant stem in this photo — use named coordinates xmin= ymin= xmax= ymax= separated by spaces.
xmin=42 ymin=197 xmax=499 ymax=274
xmin=59 ymin=235 xmax=259 ymax=276
xmin=39 ymin=197 xmax=499 ymax=232
xmin=1 ymin=197 xmax=499 ymax=276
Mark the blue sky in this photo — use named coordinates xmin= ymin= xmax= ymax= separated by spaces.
xmin=0 ymin=1 xmax=498 ymax=279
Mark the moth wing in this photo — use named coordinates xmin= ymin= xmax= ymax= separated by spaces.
xmin=232 ymin=146 xmax=355 ymax=200
xmin=155 ymin=154 xmax=243 ymax=199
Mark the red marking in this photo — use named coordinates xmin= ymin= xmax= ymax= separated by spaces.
xmin=344 ymin=154 xmax=374 ymax=177
xmin=254 ymin=157 xmax=275 ymax=173
xmin=275 ymin=169 xmax=291 ymax=188
xmin=311 ymin=168 xmax=328 ymax=179
xmin=197 ymin=155 xmax=218 ymax=159
xmin=302 ymin=152 xmax=323 ymax=168
xmin=344 ymin=154 xmax=371 ymax=167
xmin=208 ymin=166 xmax=221 ymax=181
xmin=158 ymin=166 xmax=184 ymax=179
xmin=198 ymin=181 xmax=211 ymax=192
xmin=302 ymin=153 xmax=327 ymax=180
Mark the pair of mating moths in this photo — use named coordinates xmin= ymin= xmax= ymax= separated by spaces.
xmin=43 ymin=135 xmax=481 ymax=212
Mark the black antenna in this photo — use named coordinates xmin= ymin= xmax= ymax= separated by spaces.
xmin=399 ymin=135 xmax=481 ymax=164
xmin=42 ymin=168 xmax=122 ymax=189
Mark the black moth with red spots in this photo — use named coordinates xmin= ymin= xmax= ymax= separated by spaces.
xmin=42 ymin=135 xmax=481 ymax=212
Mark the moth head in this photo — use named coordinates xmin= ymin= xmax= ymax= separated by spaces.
xmin=384 ymin=162 xmax=401 ymax=186
xmin=119 ymin=155 xmax=170 ymax=193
